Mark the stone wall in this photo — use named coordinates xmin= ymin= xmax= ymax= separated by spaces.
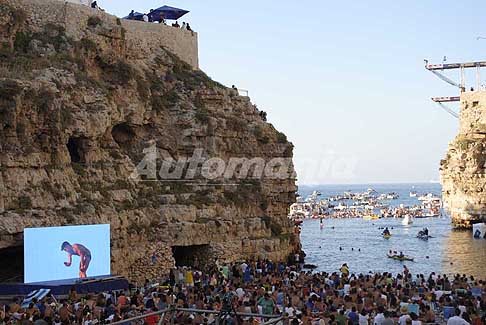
xmin=440 ymin=91 xmax=486 ymax=228
xmin=4 ymin=0 xmax=199 ymax=68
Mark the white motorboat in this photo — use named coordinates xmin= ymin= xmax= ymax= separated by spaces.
xmin=402 ymin=215 xmax=413 ymax=226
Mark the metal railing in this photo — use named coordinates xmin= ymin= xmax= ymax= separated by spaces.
xmin=111 ymin=306 xmax=285 ymax=325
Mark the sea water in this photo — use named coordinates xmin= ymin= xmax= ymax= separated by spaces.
xmin=298 ymin=183 xmax=486 ymax=278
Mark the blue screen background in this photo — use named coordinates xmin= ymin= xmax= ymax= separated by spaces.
xmin=24 ymin=224 xmax=111 ymax=283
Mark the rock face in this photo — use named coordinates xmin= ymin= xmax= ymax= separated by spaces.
xmin=440 ymin=91 xmax=486 ymax=228
xmin=0 ymin=0 xmax=300 ymax=283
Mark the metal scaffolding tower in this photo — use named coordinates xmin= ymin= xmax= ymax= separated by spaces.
xmin=425 ymin=59 xmax=486 ymax=118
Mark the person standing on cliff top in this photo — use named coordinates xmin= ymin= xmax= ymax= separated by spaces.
xmin=148 ymin=9 xmax=154 ymax=23
xmin=159 ymin=13 xmax=166 ymax=25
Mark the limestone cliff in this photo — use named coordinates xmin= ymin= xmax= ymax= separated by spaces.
xmin=440 ymin=91 xmax=486 ymax=228
xmin=0 ymin=0 xmax=300 ymax=282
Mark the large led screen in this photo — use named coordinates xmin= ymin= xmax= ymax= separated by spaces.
xmin=24 ymin=224 xmax=110 ymax=283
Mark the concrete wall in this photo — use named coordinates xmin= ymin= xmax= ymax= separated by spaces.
xmin=6 ymin=0 xmax=199 ymax=69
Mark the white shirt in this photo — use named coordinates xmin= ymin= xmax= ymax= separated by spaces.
xmin=359 ymin=314 xmax=369 ymax=325
xmin=235 ymin=288 xmax=245 ymax=299
xmin=143 ymin=14 xmax=148 ymax=22
xmin=241 ymin=262 xmax=248 ymax=273
xmin=412 ymin=321 xmax=422 ymax=325
xmin=374 ymin=313 xmax=385 ymax=325
xmin=398 ymin=315 xmax=411 ymax=325
xmin=285 ymin=306 xmax=295 ymax=318
xmin=458 ymin=305 xmax=467 ymax=316
xmin=434 ymin=290 xmax=444 ymax=299
xmin=344 ymin=284 xmax=351 ymax=294
xmin=447 ymin=316 xmax=470 ymax=325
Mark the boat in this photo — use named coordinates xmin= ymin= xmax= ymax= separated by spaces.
xmin=363 ymin=215 xmax=379 ymax=220
xmin=334 ymin=203 xmax=347 ymax=211
xmin=402 ymin=215 xmax=413 ymax=226
xmin=386 ymin=193 xmax=399 ymax=200
xmin=418 ymin=193 xmax=438 ymax=201
xmin=383 ymin=234 xmax=391 ymax=239
xmin=409 ymin=191 xmax=417 ymax=197
xmin=387 ymin=254 xmax=414 ymax=262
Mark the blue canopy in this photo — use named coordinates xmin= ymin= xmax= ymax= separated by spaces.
xmin=123 ymin=11 xmax=144 ymax=21
xmin=149 ymin=5 xmax=189 ymax=21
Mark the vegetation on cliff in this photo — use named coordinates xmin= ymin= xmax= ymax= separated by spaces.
xmin=0 ymin=2 xmax=299 ymax=282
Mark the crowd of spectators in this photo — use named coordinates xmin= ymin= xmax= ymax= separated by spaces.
xmin=126 ymin=9 xmax=193 ymax=32
xmin=1 ymin=260 xmax=485 ymax=324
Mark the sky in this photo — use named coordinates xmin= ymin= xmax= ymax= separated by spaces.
xmin=100 ymin=0 xmax=486 ymax=185
xmin=24 ymin=224 xmax=110 ymax=283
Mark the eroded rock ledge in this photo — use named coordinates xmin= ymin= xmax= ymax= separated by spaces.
xmin=0 ymin=0 xmax=300 ymax=282
xmin=440 ymin=91 xmax=486 ymax=228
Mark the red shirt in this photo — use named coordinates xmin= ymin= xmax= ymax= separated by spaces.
xmin=144 ymin=313 xmax=160 ymax=325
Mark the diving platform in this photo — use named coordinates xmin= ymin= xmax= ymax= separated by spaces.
xmin=431 ymin=96 xmax=460 ymax=103
xmin=425 ymin=61 xmax=486 ymax=71
xmin=424 ymin=59 xmax=486 ymax=118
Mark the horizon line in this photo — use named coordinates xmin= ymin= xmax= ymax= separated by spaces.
xmin=297 ymin=181 xmax=441 ymax=186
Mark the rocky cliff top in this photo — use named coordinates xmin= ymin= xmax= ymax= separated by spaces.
xmin=0 ymin=0 xmax=300 ymax=282
xmin=440 ymin=91 xmax=486 ymax=228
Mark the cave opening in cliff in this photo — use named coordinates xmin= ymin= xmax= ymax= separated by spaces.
xmin=112 ymin=123 xmax=136 ymax=148
xmin=67 ymin=137 xmax=82 ymax=163
xmin=0 ymin=246 xmax=23 ymax=283
xmin=172 ymin=244 xmax=211 ymax=267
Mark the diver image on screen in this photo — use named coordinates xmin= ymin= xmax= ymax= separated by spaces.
xmin=61 ymin=242 xmax=92 ymax=278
